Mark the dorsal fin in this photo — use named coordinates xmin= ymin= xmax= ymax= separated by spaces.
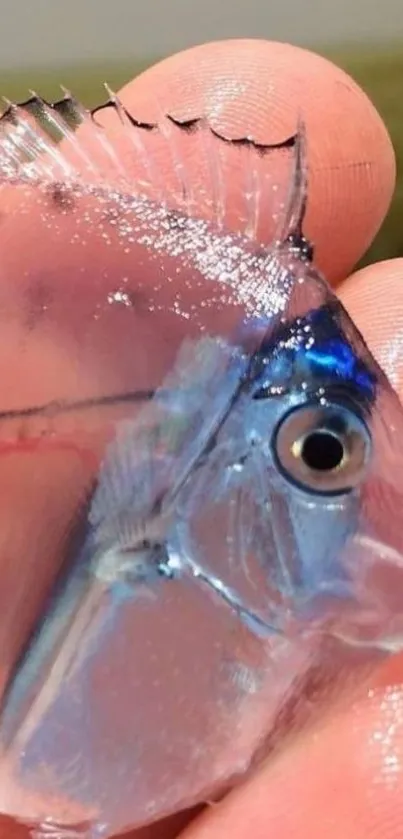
xmin=0 ymin=86 xmax=311 ymax=253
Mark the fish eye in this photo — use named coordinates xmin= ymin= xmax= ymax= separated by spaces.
xmin=273 ymin=401 xmax=371 ymax=495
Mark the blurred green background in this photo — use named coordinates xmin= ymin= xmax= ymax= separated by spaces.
xmin=0 ymin=45 xmax=402 ymax=270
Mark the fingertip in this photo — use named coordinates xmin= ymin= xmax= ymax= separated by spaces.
xmin=340 ymin=258 xmax=403 ymax=395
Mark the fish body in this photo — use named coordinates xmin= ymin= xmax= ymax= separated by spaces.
xmin=0 ymin=91 xmax=402 ymax=838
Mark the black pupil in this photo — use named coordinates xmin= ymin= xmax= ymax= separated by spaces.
xmin=301 ymin=430 xmax=344 ymax=472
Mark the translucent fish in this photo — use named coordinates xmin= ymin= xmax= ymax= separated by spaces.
xmin=0 ymin=88 xmax=401 ymax=839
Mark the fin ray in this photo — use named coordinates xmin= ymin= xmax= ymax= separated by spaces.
xmin=0 ymin=87 xmax=312 ymax=250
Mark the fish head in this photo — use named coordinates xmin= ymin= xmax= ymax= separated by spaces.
xmin=168 ymin=272 xmax=403 ymax=653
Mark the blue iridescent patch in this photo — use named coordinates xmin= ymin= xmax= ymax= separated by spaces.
xmin=304 ymin=337 xmax=375 ymax=395
xmin=251 ymin=303 xmax=377 ymax=403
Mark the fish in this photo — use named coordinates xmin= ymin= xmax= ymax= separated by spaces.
xmin=0 ymin=87 xmax=401 ymax=839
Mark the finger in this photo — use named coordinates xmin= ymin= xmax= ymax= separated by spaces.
xmin=341 ymin=258 xmax=403 ymax=394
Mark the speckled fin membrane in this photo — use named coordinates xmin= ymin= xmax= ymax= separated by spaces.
xmin=0 ymin=87 xmax=309 ymax=247
xmin=0 ymin=85 xmax=321 ymax=422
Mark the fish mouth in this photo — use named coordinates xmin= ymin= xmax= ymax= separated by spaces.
xmin=327 ymin=533 xmax=403 ymax=652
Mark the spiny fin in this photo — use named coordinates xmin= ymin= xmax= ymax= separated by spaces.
xmin=0 ymin=86 xmax=312 ymax=253
xmin=92 ymin=85 xmax=155 ymax=131
xmin=278 ymin=118 xmax=312 ymax=260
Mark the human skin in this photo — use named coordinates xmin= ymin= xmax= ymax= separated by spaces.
xmin=1 ymin=38 xmax=403 ymax=839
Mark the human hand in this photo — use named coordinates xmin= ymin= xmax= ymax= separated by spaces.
xmin=1 ymin=38 xmax=402 ymax=839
